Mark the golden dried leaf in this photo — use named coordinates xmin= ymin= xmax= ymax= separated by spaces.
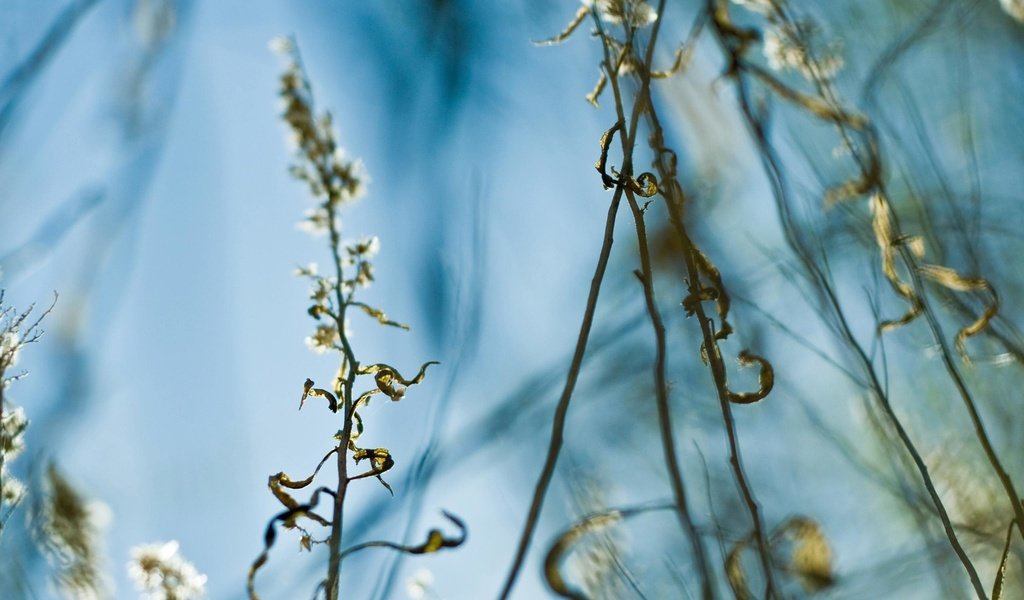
xmin=727 ymin=350 xmax=774 ymax=404
xmin=918 ymin=264 xmax=999 ymax=363
xmin=777 ymin=517 xmax=834 ymax=593
xmin=725 ymin=534 xmax=755 ymax=600
xmin=534 ymin=5 xmax=590 ymax=46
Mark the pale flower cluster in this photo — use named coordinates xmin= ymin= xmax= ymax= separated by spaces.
xmin=1 ymin=405 xmax=27 ymax=504
xmin=0 ymin=330 xmax=20 ymax=372
xmin=128 ymin=541 xmax=207 ymax=600
xmin=1 ymin=405 xmax=27 ymax=461
xmin=272 ymin=37 xmax=368 ymax=212
xmin=762 ymin=20 xmax=843 ymax=81
xmin=1 ymin=406 xmax=26 ymax=502
xmin=582 ymin=0 xmax=657 ymax=28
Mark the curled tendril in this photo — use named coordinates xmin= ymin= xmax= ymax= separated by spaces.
xmin=725 ymin=531 xmax=756 ymax=600
xmin=350 ymin=301 xmax=409 ymax=330
xmin=726 ymin=350 xmax=775 ymax=405
xmin=824 ymin=128 xmax=880 ymax=208
xmin=349 ymin=446 xmax=396 ymax=495
xmin=586 ymin=71 xmax=608 ymax=107
xmin=543 ymin=504 xmax=673 ymax=600
xmin=268 ymin=448 xmax=338 ymax=515
xmin=871 ymin=193 xmax=923 ymax=332
xmin=596 ymin=122 xmax=624 ymax=189
xmin=681 ymin=248 xmax=733 ymax=341
xmin=918 ymin=264 xmax=1000 ymax=365
xmin=728 ymin=516 xmax=834 ymax=599
xmin=534 ymin=5 xmax=590 ymax=47
xmin=338 ymin=511 xmax=467 ymax=559
xmin=595 ymin=124 xmax=660 ymax=196
xmin=632 ymin=172 xmax=659 ymax=197
xmin=300 ymin=378 xmax=338 ymax=412
xmin=358 ymin=360 xmax=439 ymax=401
xmin=248 ymin=486 xmax=335 ymax=600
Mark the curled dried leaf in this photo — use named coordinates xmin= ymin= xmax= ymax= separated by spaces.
xmin=694 ymin=248 xmax=733 ymax=340
xmin=338 ymin=511 xmax=467 ymax=560
xmin=359 ymin=361 xmax=439 ymax=401
xmin=543 ymin=504 xmax=673 ymax=599
xmin=727 ymin=350 xmax=774 ymax=404
xmin=632 ymin=172 xmax=659 ymax=197
xmin=350 ymin=447 xmax=396 ymax=494
xmin=773 ymin=517 xmax=834 ymax=593
xmin=267 ymin=449 xmax=337 ymax=520
xmin=918 ymin=264 xmax=999 ymax=364
xmin=586 ymin=71 xmax=608 ymax=107
xmin=682 ymin=287 xmax=718 ymax=316
xmin=545 ymin=512 xmax=624 ymax=600
xmin=749 ymin=64 xmax=868 ymax=131
xmin=825 ymin=133 xmax=880 ymax=207
xmin=351 ymin=301 xmax=410 ymax=330
xmin=871 ymin=193 xmax=922 ymax=333
xmin=596 ymin=122 xmax=624 ymax=189
xmin=299 ymin=379 xmax=338 ymax=412
xmin=534 ymin=5 xmax=590 ymax=46
xmin=725 ymin=533 xmax=755 ymax=600
xmin=248 ymin=486 xmax=334 ymax=600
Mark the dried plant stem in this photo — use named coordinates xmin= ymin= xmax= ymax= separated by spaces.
xmin=906 ymin=255 xmax=1024 ymax=542
xmin=632 ymin=60 xmax=781 ymax=600
xmin=626 ymin=191 xmax=714 ymax=600
xmin=594 ymin=5 xmax=714 ymax=595
xmin=321 ymin=160 xmax=360 ymax=600
xmin=497 ymin=188 xmax=624 ymax=600
xmin=765 ymin=0 xmax=1024 ymax=550
xmin=705 ymin=4 xmax=988 ymax=595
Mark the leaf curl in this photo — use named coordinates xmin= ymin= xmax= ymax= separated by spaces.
xmin=350 ymin=301 xmax=409 ymax=330
xmin=300 ymin=378 xmax=338 ymax=412
xmin=632 ymin=172 xmax=658 ymax=197
xmin=727 ymin=350 xmax=774 ymax=404
xmin=725 ymin=532 xmax=755 ymax=600
xmin=338 ymin=511 xmax=467 ymax=560
xmin=349 ymin=447 xmax=396 ymax=495
xmin=248 ymin=487 xmax=335 ymax=600
xmin=596 ymin=122 xmax=624 ymax=189
xmin=772 ymin=516 xmax=834 ymax=593
xmin=543 ymin=504 xmax=673 ymax=600
xmin=918 ymin=264 xmax=999 ymax=364
xmin=871 ymin=193 xmax=922 ymax=333
xmin=534 ymin=5 xmax=589 ymax=47
xmin=358 ymin=361 xmax=439 ymax=401
xmin=267 ymin=448 xmax=337 ymax=517
xmin=694 ymin=248 xmax=733 ymax=341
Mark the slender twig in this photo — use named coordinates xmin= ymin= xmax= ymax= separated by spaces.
xmin=497 ymin=179 xmax=624 ymax=600
xmin=593 ymin=3 xmax=715 ymax=595
xmin=705 ymin=1 xmax=989 ymax=595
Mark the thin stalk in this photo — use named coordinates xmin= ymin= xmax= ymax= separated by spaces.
xmin=904 ymin=251 xmax=1024 ymax=542
xmin=323 ymin=176 xmax=360 ymax=600
xmin=592 ymin=4 xmax=714 ymax=595
xmin=626 ymin=188 xmax=715 ymax=600
xmin=780 ymin=0 xmax=1024 ymax=553
xmin=703 ymin=3 xmax=988 ymax=594
xmin=496 ymin=187 xmax=623 ymax=600
xmin=638 ymin=71 xmax=781 ymax=600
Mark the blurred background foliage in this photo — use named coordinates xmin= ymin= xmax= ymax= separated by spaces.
xmin=0 ymin=0 xmax=1022 ymax=598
